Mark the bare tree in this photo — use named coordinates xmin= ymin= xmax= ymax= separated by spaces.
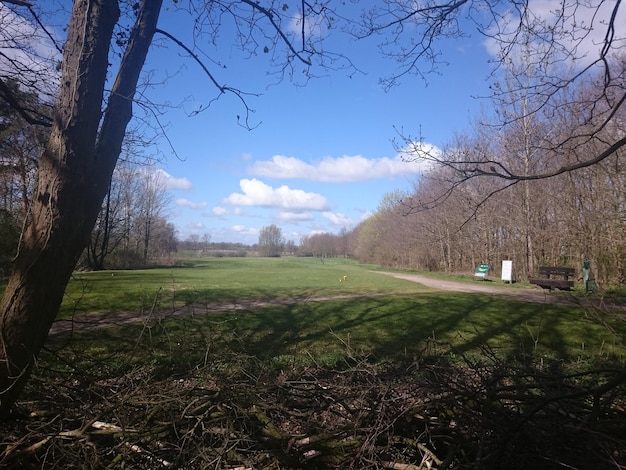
xmin=134 ymin=166 xmax=170 ymax=263
xmin=360 ymin=1 xmax=626 ymax=184
xmin=0 ymin=0 xmax=162 ymax=417
xmin=258 ymin=224 xmax=285 ymax=257
xmin=86 ymin=161 xmax=133 ymax=270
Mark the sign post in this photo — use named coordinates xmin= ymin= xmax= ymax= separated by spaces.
xmin=501 ymin=260 xmax=513 ymax=283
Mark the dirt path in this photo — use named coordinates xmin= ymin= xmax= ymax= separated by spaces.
xmin=48 ymin=293 xmax=386 ymax=337
xmin=376 ymin=272 xmax=583 ymax=305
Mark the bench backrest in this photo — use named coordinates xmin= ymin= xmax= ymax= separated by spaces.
xmin=538 ymin=266 xmax=575 ymax=277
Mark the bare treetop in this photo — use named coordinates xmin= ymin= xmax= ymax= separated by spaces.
xmin=357 ymin=1 xmax=626 ymax=183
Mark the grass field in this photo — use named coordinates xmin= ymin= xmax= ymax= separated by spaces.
xmin=5 ymin=256 xmax=626 ymax=469
xmin=55 ymin=256 xmax=626 ymax=368
xmin=60 ymin=257 xmax=423 ymax=316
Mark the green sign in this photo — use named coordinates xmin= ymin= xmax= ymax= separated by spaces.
xmin=475 ymin=264 xmax=489 ymax=278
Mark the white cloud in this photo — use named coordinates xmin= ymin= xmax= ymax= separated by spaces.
xmin=223 ymin=178 xmax=329 ymax=211
xmin=278 ymin=211 xmax=313 ymax=222
xmin=322 ymin=211 xmax=353 ymax=226
xmin=230 ymin=225 xmax=259 ymax=236
xmin=212 ymin=206 xmax=229 ymax=216
xmin=283 ymin=230 xmax=301 ymax=243
xmin=307 ymin=229 xmax=329 ymax=237
xmin=176 ymin=198 xmax=207 ymax=209
xmin=397 ymin=142 xmax=442 ymax=167
xmin=157 ymin=169 xmax=193 ymax=190
xmin=360 ymin=210 xmax=375 ymax=222
xmin=248 ymin=151 xmax=435 ymax=183
xmin=483 ymin=1 xmax=626 ymax=67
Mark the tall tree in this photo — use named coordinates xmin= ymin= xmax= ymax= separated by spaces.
xmin=0 ymin=0 xmax=162 ymax=417
xmin=258 ymin=224 xmax=285 ymax=257
xmin=135 ymin=166 xmax=170 ymax=263
xmin=365 ymin=1 xmax=626 ymax=185
xmin=85 ymin=135 xmax=157 ymax=270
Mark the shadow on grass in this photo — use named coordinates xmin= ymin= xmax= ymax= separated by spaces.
xmin=49 ymin=290 xmax=626 ymax=382
xmin=226 ymin=293 xmax=617 ymax=367
xmin=26 ymin=287 xmax=626 ymax=470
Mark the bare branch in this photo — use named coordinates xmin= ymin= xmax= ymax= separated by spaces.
xmin=154 ymin=27 xmax=260 ymax=129
xmin=239 ymin=0 xmax=312 ymax=66
xmin=1 ymin=0 xmax=33 ymax=6
xmin=0 ymin=78 xmax=52 ymax=126
xmin=154 ymin=28 xmax=227 ymax=93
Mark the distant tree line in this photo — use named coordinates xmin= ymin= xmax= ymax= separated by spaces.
xmin=298 ymin=228 xmax=350 ymax=258
xmin=179 ymin=236 xmax=249 ymax=257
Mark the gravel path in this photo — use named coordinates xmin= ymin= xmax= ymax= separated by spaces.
xmin=376 ymin=272 xmax=582 ymax=305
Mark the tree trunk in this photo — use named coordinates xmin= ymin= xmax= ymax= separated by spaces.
xmin=0 ymin=0 xmax=162 ymax=418
xmin=88 ymin=186 xmax=113 ymax=270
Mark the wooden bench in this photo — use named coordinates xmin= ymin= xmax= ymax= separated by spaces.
xmin=529 ymin=266 xmax=575 ymax=290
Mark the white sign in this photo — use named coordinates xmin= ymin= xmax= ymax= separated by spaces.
xmin=501 ymin=260 xmax=513 ymax=282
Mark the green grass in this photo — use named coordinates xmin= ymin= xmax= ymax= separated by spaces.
xmin=59 ymin=257 xmax=425 ymax=318
xmin=0 ymin=256 xmax=620 ymax=372
xmin=45 ymin=256 xmax=626 ymax=377
xmin=51 ymin=295 xmax=625 ymax=385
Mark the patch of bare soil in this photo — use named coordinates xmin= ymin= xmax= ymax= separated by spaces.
xmin=48 ymin=292 xmax=388 ymax=337
xmin=378 ymin=272 xmax=623 ymax=308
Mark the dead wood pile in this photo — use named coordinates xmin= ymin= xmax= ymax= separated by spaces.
xmin=2 ymin=343 xmax=626 ymax=470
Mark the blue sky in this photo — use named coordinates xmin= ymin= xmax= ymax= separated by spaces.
xmin=145 ymin=7 xmax=493 ymax=244
xmin=5 ymin=1 xmax=620 ymax=246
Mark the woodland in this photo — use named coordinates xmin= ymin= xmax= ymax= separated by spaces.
xmin=346 ymin=70 xmax=626 ymax=285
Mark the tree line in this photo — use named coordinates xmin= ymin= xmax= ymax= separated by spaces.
xmin=348 ymin=53 xmax=626 ymax=285
xmin=299 ymin=49 xmax=626 ymax=285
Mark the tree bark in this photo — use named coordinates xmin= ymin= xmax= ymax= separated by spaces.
xmin=0 ymin=0 xmax=162 ymax=418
